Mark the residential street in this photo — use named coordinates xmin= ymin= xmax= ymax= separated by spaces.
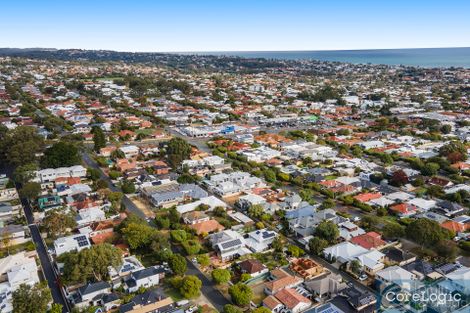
xmin=81 ymin=151 xmax=231 ymax=311
xmin=19 ymin=186 xmax=71 ymax=312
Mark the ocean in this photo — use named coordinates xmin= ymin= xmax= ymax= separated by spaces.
xmin=194 ymin=47 xmax=470 ymax=68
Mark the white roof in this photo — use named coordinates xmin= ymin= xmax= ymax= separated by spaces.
xmin=119 ymin=145 xmax=139 ymax=152
xmin=376 ymin=266 xmax=416 ymax=290
xmin=386 ymin=192 xmax=413 ymax=202
xmin=407 ymin=198 xmax=436 ymax=210
xmin=369 ymin=197 xmax=395 ymax=207
xmin=323 ymin=241 xmax=368 ymax=261
xmin=355 ymin=250 xmax=385 ymax=269
xmin=176 ymin=196 xmax=227 ymax=214
xmin=335 ymin=176 xmax=360 ymax=185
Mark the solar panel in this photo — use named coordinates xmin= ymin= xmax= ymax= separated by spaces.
xmin=221 ymin=239 xmax=241 ymax=249
xmin=74 ymin=235 xmax=89 ymax=247
xmin=262 ymin=231 xmax=275 ymax=239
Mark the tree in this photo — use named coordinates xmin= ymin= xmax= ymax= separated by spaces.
xmin=427 ymin=185 xmax=444 ymax=198
xmin=390 ymin=170 xmax=408 ymax=187
xmin=41 ymin=141 xmax=81 ymax=168
xmin=382 ymin=223 xmax=405 ymax=240
xmin=223 ymin=304 xmax=243 ymax=313
xmin=440 ymin=124 xmax=452 ymax=134
xmin=349 ymin=259 xmax=361 ymax=275
xmin=248 ymin=204 xmax=264 ymax=219
xmin=212 ymin=268 xmax=231 ymax=284
xmin=435 ymin=240 xmax=458 ymax=261
xmin=87 ymin=167 xmax=101 ymax=181
xmin=155 ymin=216 xmax=171 ymax=229
xmin=229 ymin=283 xmax=253 ymax=306
xmin=263 ymin=169 xmax=277 ymax=183
xmin=287 ymin=245 xmax=305 ymax=257
xmin=406 ymin=219 xmax=453 ymax=247
xmin=169 ymin=254 xmax=187 ymax=275
xmin=12 ymin=282 xmax=52 ymax=313
xmin=19 ymin=182 xmax=41 ymax=200
xmin=92 ymin=126 xmax=106 ymax=152
xmin=271 ymin=236 xmax=284 ymax=252
xmin=320 ymin=198 xmax=335 ymax=210
xmin=253 ymin=308 xmax=271 ymax=313
xmin=439 ymin=141 xmax=467 ymax=161
xmin=180 ymin=275 xmax=202 ymax=298
xmin=182 ymin=240 xmax=201 ymax=255
xmin=12 ymin=163 xmax=38 ymax=184
xmin=315 ymin=220 xmax=339 ymax=243
xmin=121 ymin=180 xmax=136 ymax=194
xmin=58 ymin=243 xmax=122 ymax=284
xmin=308 ymin=237 xmax=329 ymax=255
xmin=43 ymin=209 xmax=77 ymax=238
xmin=196 ymin=254 xmax=210 ymax=267
xmin=166 ymin=137 xmax=192 ymax=168
xmin=170 ymin=230 xmax=188 ymax=243
xmin=1 ymin=126 xmax=45 ymax=166
xmin=121 ymin=222 xmax=156 ymax=249
xmin=421 ymin=162 xmax=440 ymax=176
xmin=49 ymin=303 xmax=63 ymax=313
xmin=240 ymin=273 xmax=251 ymax=282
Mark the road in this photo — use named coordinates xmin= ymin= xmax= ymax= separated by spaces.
xmin=19 ymin=186 xmax=71 ymax=312
xmin=81 ymin=152 xmax=147 ymax=220
xmin=166 ymin=125 xmax=378 ymax=294
xmin=171 ymin=246 xmax=230 ymax=311
xmin=81 ymin=151 xmax=231 ymax=310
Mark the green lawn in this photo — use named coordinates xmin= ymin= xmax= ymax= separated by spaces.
xmin=136 ymin=128 xmax=155 ymax=135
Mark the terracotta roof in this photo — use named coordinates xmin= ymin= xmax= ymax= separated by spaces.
xmin=90 ymin=231 xmax=115 ymax=244
xmin=441 ymin=221 xmax=467 ymax=233
xmin=239 ymin=259 xmax=266 ymax=274
xmin=263 ymin=295 xmax=282 ymax=310
xmin=265 ymin=275 xmax=302 ymax=294
xmin=390 ymin=203 xmax=416 ymax=214
xmin=350 ymin=231 xmax=386 ymax=250
xmin=354 ymin=193 xmax=382 ymax=203
xmin=274 ymin=288 xmax=311 ymax=309
xmin=189 ymin=220 xmax=225 ymax=235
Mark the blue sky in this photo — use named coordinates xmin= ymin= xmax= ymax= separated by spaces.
xmin=1 ymin=0 xmax=469 ymax=52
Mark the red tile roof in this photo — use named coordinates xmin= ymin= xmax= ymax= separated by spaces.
xmin=350 ymin=232 xmax=386 ymax=250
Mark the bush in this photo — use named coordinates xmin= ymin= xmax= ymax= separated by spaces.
xmin=212 ymin=268 xmax=231 ymax=284
xmin=229 ymin=283 xmax=253 ymax=306
xmin=180 ymin=275 xmax=202 ymax=298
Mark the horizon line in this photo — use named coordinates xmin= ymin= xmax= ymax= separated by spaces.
xmin=1 ymin=46 xmax=470 ymax=54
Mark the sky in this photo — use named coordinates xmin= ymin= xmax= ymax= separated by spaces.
xmin=1 ymin=0 xmax=470 ymax=52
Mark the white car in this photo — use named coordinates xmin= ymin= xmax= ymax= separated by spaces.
xmin=359 ymin=274 xmax=368 ymax=281
xmin=185 ymin=306 xmax=197 ymax=313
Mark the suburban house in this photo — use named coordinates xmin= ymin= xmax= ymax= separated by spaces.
xmin=210 ymin=230 xmax=251 ymax=261
xmin=119 ymin=290 xmax=174 ymax=313
xmin=33 ymin=165 xmax=87 ymax=183
xmin=238 ymin=259 xmax=269 ymax=278
xmin=0 ymin=251 xmax=40 ymax=313
xmin=304 ymin=272 xmax=347 ymax=300
xmin=54 ymin=234 xmax=91 ymax=255
xmin=245 ymin=229 xmax=277 ymax=253
xmin=375 ymin=265 xmax=418 ymax=291
xmin=264 ymin=268 xmax=303 ymax=295
xmin=108 ymin=255 xmax=145 ymax=288
xmin=124 ymin=266 xmax=166 ymax=293
xmin=263 ymin=288 xmax=312 ymax=313
xmin=71 ymin=281 xmax=112 ymax=309
xmin=289 ymin=258 xmax=324 ymax=280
